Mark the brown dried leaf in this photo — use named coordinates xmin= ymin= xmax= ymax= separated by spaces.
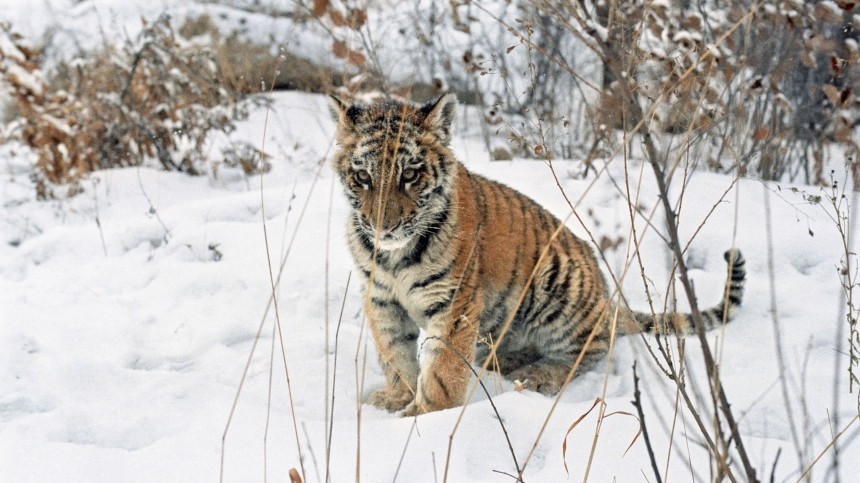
xmin=562 ymin=398 xmax=601 ymax=476
xmin=347 ymin=50 xmax=365 ymax=66
xmin=830 ymin=55 xmax=843 ymax=77
xmin=752 ymin=127 xmax=770 ymax=141
xmin=347 ymin=9 xmax=367 ymax=30
xmin=602 ymin=410 xmax=643 ymax=457
xmin=328 ymin=10 xmax=346 ymax=27
xmin=823 ymin=84 xmax=842 ymax=105
xmin=331 ymin=41 xmax=366 ymax=66
xmin=840 ymin=87 xmax=852 ymax=105
xmin=312 ymin=0 xmax=328 ymax=18
xmin=332 ymin=40 xmax=348 ymax=59
xmin=289 ymin=468 xmax=303 ymax=483
xmin=801 ymin=49 xmax=817 ymax=69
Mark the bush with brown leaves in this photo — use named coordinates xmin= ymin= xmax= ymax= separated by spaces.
xmin=0 ymin=15 xmax=262 ymax=198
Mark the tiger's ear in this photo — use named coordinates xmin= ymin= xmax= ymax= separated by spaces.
xmin=420 ymin=94 xmax=457 ymax=145
xmin=327 ymin=95 xmax=349 ymax=124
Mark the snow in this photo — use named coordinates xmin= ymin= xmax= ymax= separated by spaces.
xmin=817 ymin=1 xmax=843 ymax=19
xmin=1 ymin=1 xmax=859 ymax=482
xmin=1 ymin=90 xmax=858 ymax=482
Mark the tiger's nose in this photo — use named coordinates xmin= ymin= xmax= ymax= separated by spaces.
xmin=380 ymin=220 xmax=400 ymax=235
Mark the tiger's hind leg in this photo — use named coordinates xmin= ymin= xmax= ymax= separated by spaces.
xmin=490 ymin=347 xmax=541 ymax=376
xmin=504 ymin=335 xmax=610 ymax=395
xmin=504 ymin=350 xmax=605 ymax=395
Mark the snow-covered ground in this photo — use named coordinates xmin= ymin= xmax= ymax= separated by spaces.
xmin=2 ymin=1 xmax=859 ymax=481
xmin=1 ymin=91 xmax=858 ymax=482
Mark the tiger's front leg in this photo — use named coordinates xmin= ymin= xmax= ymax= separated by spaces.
xmin=366 ymin=296 xmax=421 ymax=412
xmin=404 ymin=296 xmax=481 ymax=416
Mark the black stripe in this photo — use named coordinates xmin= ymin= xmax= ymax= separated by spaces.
xmin=710 ymin=307 xmax=725 ymax=323
xmin=427 ymin=184 xmax=445 ymax=199
xmin=400 ymin=199 xmax=450 ymax=267
xmin=542 ymin=306 xmax=565 ymax=326
xmin=433 ymin=373 xmax=451 ymax=400
xmin=638 ymin=312 xmax=655 ymax=332
xmin=371 ymin=297 xmax=390 ymax=307
xmin=424 ymin=301 xmax=448 ymax=319
xmin=536 ymin=208 xmax=554 ymax=240
xmin=543 ymin=254 xmax=561 ymax=291
xmin=356 ymin=229 xmax=376 ymax=253
xmin=544 ymin=320 xmax=578 ymax=348
xmin=575 ymin=284 xmax=602 ymax=328
xmin=410 ymin=262 xmax=454 ymax=292
xmin=372 ymin=279 xmax=390 ymax=291
xmin=437 ymin=151 xmax=449 ymax=176
xmin=527 ymin=262 xmax=571 ymax=323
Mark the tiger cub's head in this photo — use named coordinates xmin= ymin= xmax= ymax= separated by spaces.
xmin=328 ymin=94 xmax=457 ymax=251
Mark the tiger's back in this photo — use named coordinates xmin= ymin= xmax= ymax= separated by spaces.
xmin=329 ymin=93 xmax=745 ymax=414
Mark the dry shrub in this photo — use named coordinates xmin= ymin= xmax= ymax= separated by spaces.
xmin=0 ymin=15 xmax=260 ymax=198
xmin=178 ymin=14 xmax=340 ymax=94
xmin=220 ymin=140 xmax=271 ymax=175
xmin=573 ymin=0 xmax=859 ymax=182
xmin=443 ymin=1 xmax=858 ymax=180
xmin=1 ymin=23 xmax=88 ymax=197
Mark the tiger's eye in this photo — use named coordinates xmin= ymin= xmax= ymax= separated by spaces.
xmin=354 ymin=170 xmax=371 ymax=184
xmin=402 ymin=168 xmax=418 ymax=183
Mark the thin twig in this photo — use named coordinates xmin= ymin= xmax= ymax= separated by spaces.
xmin=90 ymin=179 xmax=108 ymax=256
xmin=326 ymin=272 xmax=351 ymax=483
xmin=259 ymin=97 xmax=307 ymax=482
xmin=796 ymin=415 xmax=859 ymax=482
xmin=221 ymin=94 xmax=334 ymax=483
xmin=769 ymin=448 xmax=781 ymax=483
xmin=423 ymin=335 xmax=522 ymax=479
xmin=301 ymin=422 xmax=323 ymax=483
xmin=764 ymin=182 xmax=805 ymax=473
xmin=632 ymin=362 xmax=663 ymax=483
xmin=391 ymin=419 xmax=417 ymax=483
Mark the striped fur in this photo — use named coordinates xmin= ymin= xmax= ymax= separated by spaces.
xmin=328 ymin=94 xmax=746 ymax=415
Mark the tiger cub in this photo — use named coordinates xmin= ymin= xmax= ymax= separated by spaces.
xmin=328 ymin=93 xmax=745 ymax=416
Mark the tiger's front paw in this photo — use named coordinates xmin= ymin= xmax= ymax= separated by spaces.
xmin=402 ymin=400 xmax=425 ymax=417
xmin=368 ymin=387 xmax=413 ymax=412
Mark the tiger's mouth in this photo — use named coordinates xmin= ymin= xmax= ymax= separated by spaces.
xmin=366 ymin=224 xmax=413 ymax=251
xmin=376 ymin=235 xmax=411 ymax=251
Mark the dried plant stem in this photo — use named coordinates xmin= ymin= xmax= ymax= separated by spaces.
xmin=220 ymin=108 xmax=332 ymax=483
xmin=763 ymin=183 xmax=805 ymax=473
xmin=263 ymin=320 xmax=277 ymax=482
xmin=354 ymin=334 xmax=369 ymax=483
xmin=583 ymin=303 xmax=623 ymax=481
xmin=324 ymin=168 xmax=336 ymax=483
xmin=797 ymin=415 xmax=859 ymax=482
xmin=632 ymin=362 xmax=662 ymax=483
xmin=259 ymin=103 xmax=307 ymax=482
xmin=423 ymin=335 xmax=521 ymax=479
xmin=392 ymin=419 xmax=417 ymax=483
xmin=640 ymin=116 xmax=757 ymax=482
xmin=326 ymin=272 xmax=351 ymax=483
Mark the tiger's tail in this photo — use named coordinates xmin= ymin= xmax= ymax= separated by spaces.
xmin=632 ymin=249 xmax=746 ymax=334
